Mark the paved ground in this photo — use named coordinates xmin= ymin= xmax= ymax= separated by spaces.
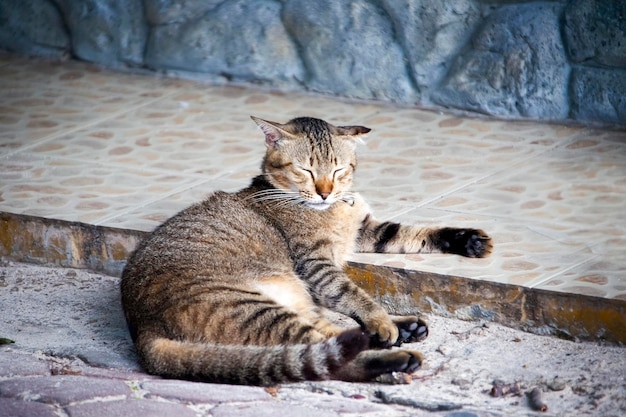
xmin=1 ymin=260 xmax=625 ymax=417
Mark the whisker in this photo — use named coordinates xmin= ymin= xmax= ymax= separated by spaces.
xmin=249 ymin=192 xmax=298 ymax=201
xmin=245 ymin=189 xmax=295 ymax=201
xmin=337 ymin=191 xmax=355 ymax=205
xmin=265 ymin=197 xmax=304 ymax=210
xmin=246 ymin=188 xmax=306 ymax=209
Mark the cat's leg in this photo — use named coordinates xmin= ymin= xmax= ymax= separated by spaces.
xmin=172 ymin=295 xmax=332 ymax=346
xmin=331 ymin=348 xmax=423 ymax=383
xmin=254 ymin=275 xmax=428 ymax=344
xmin=254 ymin=274 xmax=345 ymax=339
xmin=357 ymin=214 xmax=493 ymax=258
xmin=362 ymin=315 xmax=429 ymax=349
xmin=167 ymin=277 xmax=340 ymax=346
xmin=294 ymin=258 xmax=400 ymax=346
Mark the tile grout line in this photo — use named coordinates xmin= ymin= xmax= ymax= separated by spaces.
xmin=415 ymin=130 xmax=588 ymax=208
xmin=10 ymin=150 xmax=244 ymax=183
xmin=92 ymin=169 xmax=263 ymax=225
xmin=1 ymin=90 xmax=180 ymax=159
xmin=1 ymin=86 xmax=233 ymax=227
xmin=526 ymin=255 xmax=599 ymax=290
xmin=91 ymin=177 xmax=218 ymax=226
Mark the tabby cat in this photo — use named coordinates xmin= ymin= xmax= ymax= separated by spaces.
xmin=121 ymin=116 xmax=492 ymax=386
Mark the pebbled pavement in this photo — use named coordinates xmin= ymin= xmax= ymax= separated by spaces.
xmin=0 ymin=351 xmax=409 ymax=417
xmin=1 ymin=261 xmax=625 ymax=417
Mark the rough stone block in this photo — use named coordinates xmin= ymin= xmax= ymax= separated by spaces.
xmin=282 ymin=0 xmax=417 ymax=102
xmin=144 ymin=0 xmax=223 ymax=25
xmin=55 ymin=0 xmax=147 ymax=67
xmin=145 ymin=1 xmax=304 ymax=86
xmin=0 ymin=398 xmax=58 ymax=417
xmin=71 ymin=366 xmax=159 ymax=381
xmin=142 ymin=379 xmax=271 ymax=404
xmin=563 ymin=0 xmax=626 ymax=68
xmin=0 ymin=0 xmax=625 ymax=128
xmin=212 ymin=402 xmax=340 ymax=417
xmin=0 ymin=375 xmax=131 ymax=406
xmin=432 ymin=2 xmax=568 ymax=119
xmin=279 ymin=389 xmax=391 ymax=414
xmin=569 ymin=67 xmax=626 ymax=125
xmin=0 ymin=351 xmax=50 ymax=378
xmin=0 ymin=0 xmax=70 ymax=57
xmin=66 ymin=398 xmax=198 ymax=417
xmin=382 ymin=0 xmax=482 ymax=96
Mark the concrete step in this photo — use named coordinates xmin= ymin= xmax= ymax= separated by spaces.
xmin=2 ymin=211 xmax=623 ymax=344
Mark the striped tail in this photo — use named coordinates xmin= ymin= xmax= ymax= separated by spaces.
xmin=136 ymin=329 xmax=370 ymax=386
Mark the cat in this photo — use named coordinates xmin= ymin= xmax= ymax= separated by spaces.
xmin=121 ymin=116 xmax=492 ymax=386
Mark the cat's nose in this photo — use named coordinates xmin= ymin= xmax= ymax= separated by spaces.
xmin=315 ymin=179 xmax=333 ymax=200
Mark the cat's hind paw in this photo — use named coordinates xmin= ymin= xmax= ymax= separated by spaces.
xmin=332 ymin=349 xmax=423 ymax=383
xmin=366 ymin=349 xmax=423 ymax=378
xmin=334 ymin=329 xmax=371 ymax=362
xmin=393 ymin=316 xmax=428 ymax=346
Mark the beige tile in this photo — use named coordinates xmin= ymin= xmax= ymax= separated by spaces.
xmin=0 ymin=56 xmax=188 ymax=149
xmin=0 ymin=153 xmax=205 ymax=224
xmin=425 ymin=145 xmax=626 ymax=229
xmin=351 ymin=109 xmax=591 ymax=206
xmin=0 ymin=85 xmax=175 ymax=147
xmin=534 ymin=248 xmax=626 ymax=301
xmin=99 ymin=179 xmax=247 ymax=232
xmin=1 ymin=54 xmax=625 ymax=302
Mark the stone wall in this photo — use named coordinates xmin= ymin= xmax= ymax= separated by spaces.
xmin=1 ymin=0 xmax=624 ymax=126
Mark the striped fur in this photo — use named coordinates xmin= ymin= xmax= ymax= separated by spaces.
xmin=121 ymin=116 xmax=491 ymax=386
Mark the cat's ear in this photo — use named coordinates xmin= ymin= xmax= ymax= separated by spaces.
xmin=336 ymin=125 xmax=371 ymax=138
xmin=251 ymin=116 xmax=291 ymax=148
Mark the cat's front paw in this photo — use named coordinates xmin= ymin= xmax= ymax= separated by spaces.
xmin=435 ymin=228 xmax=493 ymax=258
xmin=363 ymin=312 xmax=399 ymax=348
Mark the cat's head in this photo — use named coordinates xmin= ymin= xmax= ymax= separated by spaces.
xmin=252 ymin=116 xmax=370 ymax=211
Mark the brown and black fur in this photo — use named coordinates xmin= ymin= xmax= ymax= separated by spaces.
xmin=121 ymin=116 xmax=492 ymax=386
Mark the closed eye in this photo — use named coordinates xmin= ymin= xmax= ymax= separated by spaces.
xmin=301 ymin=168 xmax=315 ymax=180
xmin=332 ymin=167 xmax=348 ymax=180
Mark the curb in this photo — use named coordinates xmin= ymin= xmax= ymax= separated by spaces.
xmin=2 ymin=211 xmax=624 ymax=344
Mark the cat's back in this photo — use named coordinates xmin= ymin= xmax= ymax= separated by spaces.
xmin=122 ymin=189 xmax=291 ymax=288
